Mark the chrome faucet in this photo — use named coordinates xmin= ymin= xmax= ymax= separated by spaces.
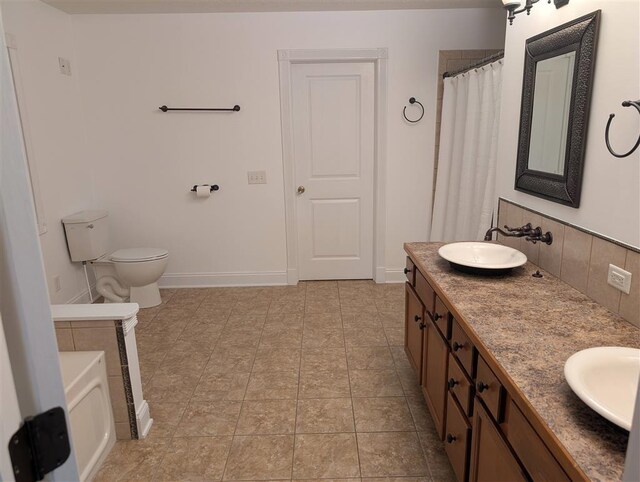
xmin=484 ymin=223 xmax=533 ymax=241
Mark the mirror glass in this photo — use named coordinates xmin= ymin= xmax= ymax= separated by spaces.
xmin=527 ymin=51 xmax=576 ymax=175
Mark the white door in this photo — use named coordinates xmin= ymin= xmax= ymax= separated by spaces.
xmin=0 ymin=12 xmax=79 ymax=481
xmin=0 ymin=313 xmax=21 ymax=482
xmin=291 ymin=61 xmax=375 ymax=280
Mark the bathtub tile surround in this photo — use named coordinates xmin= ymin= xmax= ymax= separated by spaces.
xmin=497 ymin=198 xmax=640 ymax=326
xmin=52 ymin=303 xmax=151 ymax=440
xmin=94 ymin=282 xmax=456 ymax=481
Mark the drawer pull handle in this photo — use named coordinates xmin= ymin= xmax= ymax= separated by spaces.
xmin=419 ymin=322 xmax=426 ymax=330
xmin=448 ymin=378 xmax=459 ymax=389
xmin=433 ymin=312 xmax=442 ymax=321
xmin=452 ymin=341 xmax=465 ymax=351
xmin=404 ymin=267 xmax=412 ymax=274
xmin=477 ymin=381 xmax=489 ymax=393
xmin=414 ymin=315 xmax=422 ymax=322
xmin=446 ymin=434 xmax=456 ymax=443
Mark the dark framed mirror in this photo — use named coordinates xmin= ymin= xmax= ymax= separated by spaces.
xmin=514 ymin=10 xmax=601 ymax=208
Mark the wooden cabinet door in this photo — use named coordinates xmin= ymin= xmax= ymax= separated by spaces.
xmin=421 ymin=317 xmax=449 ymax=439
xmin=469 ymin=401 xmax=528 ymax=482
xmin=405 ymin=283 xmax=424 ymax=380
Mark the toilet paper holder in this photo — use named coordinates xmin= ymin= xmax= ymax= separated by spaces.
xmin=190 ymin=184 xmax=220 ymax=193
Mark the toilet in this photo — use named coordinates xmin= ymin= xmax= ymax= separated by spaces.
xmin=62 ymin=210 xmax=168 ymax=308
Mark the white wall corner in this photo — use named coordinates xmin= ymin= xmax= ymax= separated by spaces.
xmin=375 ymin=266 xmax=386 ymax=283
xmin=67 ymin=283 xmax=99 ymax=304
xmin=286 ymin=268 xmax=299 ymax=285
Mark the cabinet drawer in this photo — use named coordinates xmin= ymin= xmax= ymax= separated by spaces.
xmin=415 ymin=270 xmax=435 ymax=315
xmin=476 ymin=356 xmax=504 ymax=422
xmin=433 ymin=296 xmax=451 ymax=339
xmin=504 ymin=399 xmax=570 ymax=482
xmin=451 ymin=319 xmax=475 ymax=378
xmin=448 ymin=353 xmax=473 ymax=417
xmin=445 ymin=393 xmax=471 ymax=482
xmin=405 ymin=257 xmax=416 ymax=285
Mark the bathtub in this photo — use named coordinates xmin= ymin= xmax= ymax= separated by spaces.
xmin=59 ymin=351 xmax=116 ymax=482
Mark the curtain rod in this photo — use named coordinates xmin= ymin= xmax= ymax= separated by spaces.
xmin=443 ymin=51 xmax=505 ymax=79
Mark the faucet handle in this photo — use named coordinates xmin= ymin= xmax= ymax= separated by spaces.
xmin=504 ymin=223 xmax=533 ymax=233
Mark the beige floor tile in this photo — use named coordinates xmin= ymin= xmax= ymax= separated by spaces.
xmin=347 ymin=346 xmax=394 ymax=370
xmin=269 ymin=299 xmax=306 ymax=315
xmin=301 ymin=347 xmax=347 ymax=371
xmin=293 ymin=433 xmax=360 ymax=479
xmin=349 ymin=370 xmax=404 ymax=398
xmin=341 ymin=312 xmax=382 ymax=328
xmin=304 ymin=312 xmax=343 ymax=328
xmin=192 ymin=371 xmax=250 ymax=401
xmin=174 ymin=400 xmax=242 ymax=437
xmin=340 ymin=297 xmax=379 ymax=314
xmin=357 ymin=432 xmax=428 ymax=477
xmin=344 ymin=326 xmax=389 ymax=347
xmin=418 ymin=430 xmax=456 ymax=481
xmin=226 ymin=313 xmax=268 ymax=328
xmin=155 ymin=349 xmax=210 ymax=377
xmin=361 ymin=478 xmax=430 ymax=482
xmin=266 ymin=313 xmax=305 ymax=326
xmin=305 ymin=298 xmax=341 ymax=314
xmin=260 ymin=324 xmax=304 ymax=347
xmin=397 ymin=370 xmax=423 ymax=398
xmin=296 ymin=398 xmax=355 ymax=433
xmin=145 ymin=401 xmax=188 ymax=439
xmin=207 ymin=346 xmax=257 ymax=373
xmin=144 ymin=372 xmax=200 ymax=402
xmin=302 ymin=327 xmax=345 ymax=348
xmin=236 ymin=400 xmax=297 ymax=435
xmin=406 ymin=397 xmax=435 ymax=432
xmin=383 ymin=325 xmax=405 ymax=346
xmin=299 ymin=370 xmax=351 ymax=399
xmin=224 ymin=435 xmax=294 ymax=480
xmin=93 ymin=438 xmax=169 ymax=481
xmin=375 ymin=298 xmax=404 ymax=312
xmin=154 ymin=436 xmax=232 ymax=481
xmin=253 ymin=346 xmax=301 ymax=372
xmin=217 ymin=330 xmax=261 ymax=349
xmin=245 ymin=369 xmax=300 ymax=400
xmin=353 ymin=397 xmax=414 ymax=432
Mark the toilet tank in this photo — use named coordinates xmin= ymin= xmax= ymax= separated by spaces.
xmin=62 ymin=210 xmax=109 ymax=262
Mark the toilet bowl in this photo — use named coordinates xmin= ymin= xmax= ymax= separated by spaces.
xmin=61 ymin=210 xmax=169 ymax=309
xmin=92 ymin=248 xmax=169 ymax=308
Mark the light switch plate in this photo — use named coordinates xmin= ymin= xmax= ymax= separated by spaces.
xmin=607 ymin=264 xmax=632 ymax=294
xmin=248 ymin=171 xmax=267 ymax=184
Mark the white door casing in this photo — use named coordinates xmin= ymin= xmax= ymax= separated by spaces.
xmin=291 ymin=61 xmax=375 ymax=280
xmin=279 ymin=48 xmax=388 ymax=284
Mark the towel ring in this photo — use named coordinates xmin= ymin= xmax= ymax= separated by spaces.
xmin=605 ymin=100 xmax=640 ymax=158
xmin=403 ymin=97 xmax=424 ymax=124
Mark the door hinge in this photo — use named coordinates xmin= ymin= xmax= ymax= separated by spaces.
xmin=8 ymin=407 xmax=71 ymax=482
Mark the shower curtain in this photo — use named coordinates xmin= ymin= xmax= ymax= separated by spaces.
xmin=430 ymin=60 xmax=503 ymax=242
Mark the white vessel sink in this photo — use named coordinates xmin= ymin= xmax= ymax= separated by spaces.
xmin=438 ymin=242 xmax=527 ymax=273
xmin=564 ymin=347 xmax=640 ymax=430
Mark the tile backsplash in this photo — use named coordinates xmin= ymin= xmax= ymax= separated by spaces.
xmin=497 ymin=198 xmax=640 ymax=327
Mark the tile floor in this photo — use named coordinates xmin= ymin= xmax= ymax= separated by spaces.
xmin=95 ymin=281 xmax=456 ymax=481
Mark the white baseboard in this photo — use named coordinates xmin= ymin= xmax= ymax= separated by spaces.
xmin=66 ymin=284 xmax=99 ymax=304
xmin=385 ymin=269 xmax=406 ymax=283
xmin=136 ymin=400 xmax=153 ymax=439
xmin=159 ymin=271 xmax=288 ymax=288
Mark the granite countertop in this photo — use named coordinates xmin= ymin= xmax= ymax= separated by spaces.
xmin=404 ymin=242 xmax=640 ymax=482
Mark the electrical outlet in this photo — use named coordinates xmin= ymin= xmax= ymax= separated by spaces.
xmin=53 ymin=275 xmax=62 ymax=293
xmin=247 ymin=170 xmax=267 ymax=184
xmin=607 ymin=264 xmax=632 ymax=294
xmin=58 ymin=57 xmax=71 ymax=76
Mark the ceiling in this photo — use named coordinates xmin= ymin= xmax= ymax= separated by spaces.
xmin=42 ymin=0 xmax=502 ymax=14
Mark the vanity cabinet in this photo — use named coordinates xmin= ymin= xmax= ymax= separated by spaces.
xmin=404 ymin=256 xmax=575 ymax=482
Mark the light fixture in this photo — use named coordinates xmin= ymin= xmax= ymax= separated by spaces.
xmin=502 ymin=0 xmax=570 ymax=25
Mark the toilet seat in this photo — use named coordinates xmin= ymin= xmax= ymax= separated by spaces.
xmin=110 ymin=248 xmax=169 ymax=263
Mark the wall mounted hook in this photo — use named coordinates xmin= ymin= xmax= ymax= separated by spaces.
xmin=403 ymin=97 xmax=424 ymax=124
xmin=605 ymin=100 xmax=640 ymax=158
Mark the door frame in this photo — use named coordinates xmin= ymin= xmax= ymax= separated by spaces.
xmin=278 ymin=48 xmax=388 ymax=284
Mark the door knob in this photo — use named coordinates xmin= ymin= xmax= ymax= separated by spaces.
xmin=297 ymin=186 xmax=306 ymax=194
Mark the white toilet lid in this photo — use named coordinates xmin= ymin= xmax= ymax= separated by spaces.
xmin=110 ymin=248 xmax=168 ymax=263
